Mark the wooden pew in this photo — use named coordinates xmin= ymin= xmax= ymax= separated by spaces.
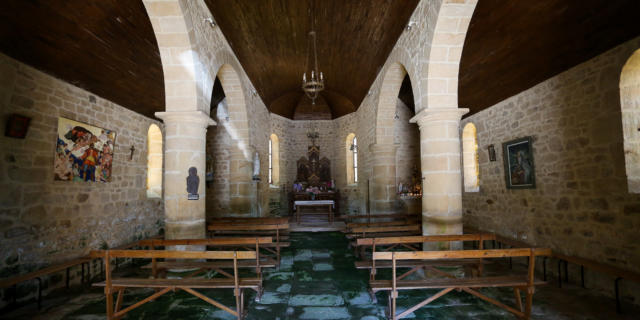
xmin=371 ymin=248 xmax=552 ymax=320
xmin=0 ymin=235 xmax=159 ymax=310
xmin=346 ymin=219 xmax=420 ymax=230
xmin=138 ymin=238 xmax=277 ymax=279
xmin=347 ymin=224 xmax=422 ymax=240
xmin=355 ymin=234 xmax=496 ymax=278
xmin=342 ymin=212 xmax=420 ymax=225
xmin=91 ymin=249 xmax=260 ymax=320
xmin=207 ymin=223 xmax=290 ymax=266
xmin=212 ymin=217 xmax=289 ymax=225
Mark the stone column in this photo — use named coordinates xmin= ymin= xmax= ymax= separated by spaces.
xmin=370 ymin=143 xmax=399 ymax=215
xmin=156 ymin=111 xmax=216 ymax=240
xmin=410 ymin=108 xmax=468 ymax=250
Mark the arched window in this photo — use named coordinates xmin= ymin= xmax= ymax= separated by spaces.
xmin=346 ymin=133 xmax=357 ymax=184
xmin=462 ymin=123 xmax=479 ymax=192
xmin=269 ymin=134 xmax=280 ymax=185
xmin=621 ymin=49 xmax=640 ymax=193
xmin=147 ymin=124 xmax=163 ymax=198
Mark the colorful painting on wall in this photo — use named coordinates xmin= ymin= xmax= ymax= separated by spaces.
xmin=54 ymin=117 xmax=116 ymax=182
xmin=502 ymin=136 xmax=535 ymax=189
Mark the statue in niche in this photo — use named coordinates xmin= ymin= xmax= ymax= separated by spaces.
xmin=319 ymin=157 xmax=331 ymax=182
xmin=297 ymin=158 xmax=310 ymax=182
xmin=252 ymin=151 xmax=260 ymax=180
xmin=187 ymin=166 xmax=199 ymax=200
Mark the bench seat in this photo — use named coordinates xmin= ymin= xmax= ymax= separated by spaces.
xmin=370 ymin=276 xmax=545 ymax=291
xmin=141 ymin=258 xmax=277 ymax=270
xmin=93 ymin=277 xmax=261 ymax=289
xmin=347 ymin=231 xmax=421 ymax=240
xmin=355 ymin=258 xmax=485 ymax=270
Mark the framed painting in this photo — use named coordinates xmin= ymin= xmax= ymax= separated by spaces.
xmin=54 ymin=117 xmax=116 ymax=182
xmin=502 ymin=137 xmax=535 ymax=189
xmin=5 ymin=114 xmax=31 ymax=139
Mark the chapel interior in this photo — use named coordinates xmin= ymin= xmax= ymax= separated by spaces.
xmin=1 ymin=0 xmax=640 ymax=319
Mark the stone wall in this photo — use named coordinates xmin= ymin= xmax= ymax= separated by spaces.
xmin=462 ymin=37 xmax=640 ymax=303
xmin=0 ymin=53 xmax=164 ymax=306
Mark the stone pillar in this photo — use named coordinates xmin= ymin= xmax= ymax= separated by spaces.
xmin=156 ymin=111 xmax=216 ymax=240
xmin=410 ymin=108 xmax=468 ymax=250
xmin=370 ymin=143 xmax=399 ymax=215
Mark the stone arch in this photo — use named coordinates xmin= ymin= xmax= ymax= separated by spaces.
xmin=213 ymin=63 xmax=253 ymax=215
xmin=214 ymin=63 xmax=251 ymax=160
xmin=620 ymin=48 xmax=640 ymax=193
xmin=462 ymin=122 xmax=479 ymax=192
xmin=422 ymin=0 xmax=478 ymax=111
xmin=147 ymin=124 xmax=163 ymax=198
xmin=142 ymin=0 xmax=201 ymax=113
xmin=375 ymin=62 xmax=408 ymax=145
xmin=269 ymin=133 xmax=280 ymax=185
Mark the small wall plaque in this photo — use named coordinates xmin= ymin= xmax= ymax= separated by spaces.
xmin=488 ymin=144 xmax=496 ymax=162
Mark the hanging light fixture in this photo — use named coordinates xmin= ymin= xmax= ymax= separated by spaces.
xmin=302 ymin=0 xmax=324 ymax=105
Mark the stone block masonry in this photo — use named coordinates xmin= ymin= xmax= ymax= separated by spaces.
xmin=462 ymin=37 xmax=640 ymax=303
xmin=0 ymin=53 xmax=164 ymax=307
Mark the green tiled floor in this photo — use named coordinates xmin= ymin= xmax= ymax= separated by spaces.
xmin=6 ymin=232 xmax=640 ymax=319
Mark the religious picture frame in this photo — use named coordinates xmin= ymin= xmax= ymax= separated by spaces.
xmin=487 ymin=144 xmax=496 ymax=162
xmin=54 ymin=117 xmax=117 ymax=182
xmin=502 ymin=136 xmax=535 ymax=189
xmin=5 ymin=114 xmax=31 ymax=139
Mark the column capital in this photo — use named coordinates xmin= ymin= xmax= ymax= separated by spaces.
xmin=409 ymin=108 xmax=469 ymax=127
xmin=155 ymin=110 xmax=216 ymax=127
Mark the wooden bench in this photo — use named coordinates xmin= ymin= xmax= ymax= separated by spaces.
xmin=356 ymin=234 xmax=496 ymax=278
xmin=138 ymin=237 xmax=276 ymax=278
xmin=0 ymin=235 xmax=160 ymax=310
xmin=346 ymin=219 xmax=420 ymax=231
xmin=207 ymin=223 xmax=290 ymax=266
xmin=371 ymin=248 xmax=552 ymax=320
xmin=465 ymin=226 xmax=640 ymax=314
xmin=91 ymin=249 xmax=259 ymax=320
xmin=347 ymin=224 xmax=422 ymax=241
xmin=343 ymin=212 xmax=420 ymax=225
xmin=212 ymin=217 xmax=289 ymax=225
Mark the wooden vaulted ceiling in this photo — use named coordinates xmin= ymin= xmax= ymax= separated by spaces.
xmin=459 ymin=0 xmax=640 ymax=116
xmin=1 ymin=1 xmax=639 ymax=121
xmin=0 ymin=0 xmax=163 ymax=118
xmin=205 ymin=0 xmax=419 ymax=119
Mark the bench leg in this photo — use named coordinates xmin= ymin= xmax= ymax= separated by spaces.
xmin=524 ymin=287 xmax=533 ymax=319
xmin=106 ymin=290 xmax=114 ymax=319
xmin=115 ymin=289 xmax=124 ymax=313
xmin=513 ymin=288 xmax=523 ymax=312
xmin=368 ymin=288 xmax=377 ymax=304
xmin=236 ymin=290 xmax=242 ymax=320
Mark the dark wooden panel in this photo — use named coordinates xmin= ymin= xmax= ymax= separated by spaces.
xmin=206 ymin=0 xmax=418 ymax=119
xmin=459 ymin=0 xmax=640 ymax=116
xmin=0 ymin=0 xmax=163 ymax=118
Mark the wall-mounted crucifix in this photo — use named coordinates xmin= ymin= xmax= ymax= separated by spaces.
xmin=129 ymin=145 xmax=135 ymax=160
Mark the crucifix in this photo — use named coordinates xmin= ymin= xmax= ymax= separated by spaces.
xmin=306 ymin=130 xmax=319 ymax=146
xmin=129 ymin=145 xmax=135 ymax=160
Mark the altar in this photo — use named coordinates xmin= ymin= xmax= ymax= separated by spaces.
xmin=294 ymin=200 xmax=335 ymax=223
xmin=289 ymin=129 xmax=339 ymax=222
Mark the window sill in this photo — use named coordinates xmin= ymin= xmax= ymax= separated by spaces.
xmin=269 ymin=184 xmax=280 ymax=189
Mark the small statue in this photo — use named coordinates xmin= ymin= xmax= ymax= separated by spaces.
xmin=187 ymin=167 xmax=199 ymax=199
xmin=252 ymin=151 xmax=260 ymax=180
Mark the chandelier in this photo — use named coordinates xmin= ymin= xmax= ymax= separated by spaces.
xmin=301 ymin=1 xmax=324 ymax=104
